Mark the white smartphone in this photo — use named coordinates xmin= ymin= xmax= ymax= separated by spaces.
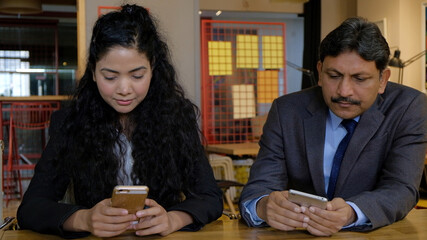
xmin=288 ymin=189 xmax=328 ymax=209
xmin=111 ymin=185 xmax=149 ymax=214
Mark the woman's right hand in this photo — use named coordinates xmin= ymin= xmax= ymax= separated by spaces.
xmin=63 ymin=198 xmax=138 ymax=237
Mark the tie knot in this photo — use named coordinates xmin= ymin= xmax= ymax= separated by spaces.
xmin=341 ymin=119 xmax=357 ymax=134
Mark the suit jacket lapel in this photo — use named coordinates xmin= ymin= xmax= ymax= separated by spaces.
xmin=335 ymin=96 xmax=385 ymax=194
xmin=304 ymin=92 xmax=328 ymax=196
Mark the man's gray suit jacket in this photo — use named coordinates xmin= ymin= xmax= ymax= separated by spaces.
xmin=240 ymin=82 xmax=427 ymax=231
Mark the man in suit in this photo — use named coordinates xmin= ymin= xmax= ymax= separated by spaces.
xmin=239 ymin=17 xmax=427 ymax=236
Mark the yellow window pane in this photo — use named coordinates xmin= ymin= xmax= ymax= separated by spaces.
xmin=236 ymin=34 xmax=259 ymax=69
xmin=262 ymin=36 xmax=284 ymax=69
xmin=232 ymin=84 xmax=256 ymax=119
xmin=257 ymin=70 xmax=279 ymax=103
xmin=208 ymin=41 xmax=233 ymax=76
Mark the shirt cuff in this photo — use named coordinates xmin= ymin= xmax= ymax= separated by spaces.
xmin=344 ymin=201 xmax=371 ymax=228
xmin=242 ymin=195 xmax=268 ymax=226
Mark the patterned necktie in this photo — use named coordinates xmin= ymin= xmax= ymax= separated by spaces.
xmin=327 ymin=119 xmax=357 ymax=200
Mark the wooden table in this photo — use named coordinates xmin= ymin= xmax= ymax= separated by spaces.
xmin=206 ymin=142 xmax=260 ymax=156
xmin=2 ymin=209 xmax=427 ymax=239
xmin=0 ymin=96 xmax=70 ymax=102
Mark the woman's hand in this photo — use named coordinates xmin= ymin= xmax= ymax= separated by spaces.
xmin=63 ymin=198 xmax=137 ymax=237
xmin=132 ymin=198 xmax=193 ymax=236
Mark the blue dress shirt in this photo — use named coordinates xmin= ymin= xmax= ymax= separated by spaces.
xmin=242 ymin=110 xmax=369 ymax=227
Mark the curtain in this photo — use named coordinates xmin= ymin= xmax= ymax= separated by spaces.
xmin=302 ymin=0 xmax=321 ymax=89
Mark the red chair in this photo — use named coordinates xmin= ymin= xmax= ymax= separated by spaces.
xmin=3 ymin=102 xmax=59 ymax=206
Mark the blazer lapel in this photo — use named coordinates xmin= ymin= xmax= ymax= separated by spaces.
xmin=304 ymin=96 xmax=328 ymax=196
xmin=335 ymin=97 xmax=385 ymax=194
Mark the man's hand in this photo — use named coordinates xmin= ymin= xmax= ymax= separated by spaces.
xmin=303 ymin=197 xmax=356 ymax=236
xmin=256 ymin=191 xmax=308 ymax=231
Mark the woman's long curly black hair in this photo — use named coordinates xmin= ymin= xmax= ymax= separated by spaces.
xmin=54 ymin=4 xmax=205 ymax=208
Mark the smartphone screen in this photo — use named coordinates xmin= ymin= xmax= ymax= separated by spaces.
xmin=111 ymin=185 xmax=149 ymax=214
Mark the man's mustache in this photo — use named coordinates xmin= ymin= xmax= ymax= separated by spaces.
xmin=331 ymin=96 xmax=361 ymax=105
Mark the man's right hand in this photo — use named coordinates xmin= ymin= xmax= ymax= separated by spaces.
xmin=256 ymin=191 xmax=309 ymax=231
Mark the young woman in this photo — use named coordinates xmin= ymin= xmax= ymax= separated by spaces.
xmin=17 ymin=4 xmax=222 ymax=238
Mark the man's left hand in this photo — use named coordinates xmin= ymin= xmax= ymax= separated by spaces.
xmin=303 ymin=197 xmax=356 ymax=236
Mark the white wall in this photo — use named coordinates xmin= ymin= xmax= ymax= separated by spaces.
xmin=320 ymin=0 xmax=426 ymax=91
xmin=284 ymin=17 xmax=305 ymax=93
xmin=77 ymin=0 xmax=201 ymax=105
xmin=77 ymin=0 xmax=309 ymax=106
xmin=357 ymin=0 xmax=426 ymax=91
xmin=321 ymin=0 xmax=357 ymax=39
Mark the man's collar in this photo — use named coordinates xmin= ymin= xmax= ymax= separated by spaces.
xmin=328 ymin=109 xmax=360 ymax=130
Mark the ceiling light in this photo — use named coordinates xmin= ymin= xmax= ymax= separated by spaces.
xmin=0 ymin=0 xmax=42 ymax=15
